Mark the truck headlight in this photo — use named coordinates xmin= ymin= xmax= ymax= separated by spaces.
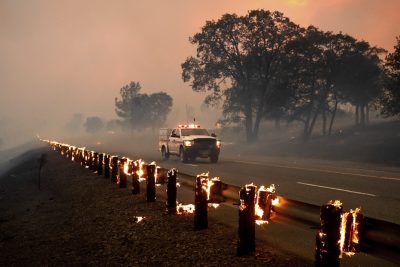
xmin=216 ymin=140 xmax=221 ymax=148
xmin=184 ymin=140 xmax=193 ymax=147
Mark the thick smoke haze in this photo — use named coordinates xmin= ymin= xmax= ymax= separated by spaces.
xmin=1 ymin=0 xmax=399 ymax=148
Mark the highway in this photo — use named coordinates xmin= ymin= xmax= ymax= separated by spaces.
xmin=130 ymin=150 xmax=400 ymax=225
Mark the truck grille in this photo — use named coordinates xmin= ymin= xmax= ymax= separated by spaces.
xmin=194 ymin=138 xmax=215 ymax=148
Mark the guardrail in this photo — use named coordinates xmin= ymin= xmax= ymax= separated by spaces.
xmin=41 ymin=139 xmax=400 ymax=265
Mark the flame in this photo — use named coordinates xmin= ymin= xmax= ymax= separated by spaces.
xmin=272 ymin=197 xmax=280 ymax=206
xmin=123 ymin=158 xmax=131 ymax=175
xmin=256 ymin=220 xmax=269 ymax=226
xmin=329 ymin=200 xmax=343 ymax=208
xmin=177 ymin=203 xmax=195 ymax=214
xmin=204 ymin=179 xmax=214 ymax=200
xmin=339 ymin=211 xmax=349 ymax=256
xmin=208 ymin=203 xmax=220 ymax=209
xmin=255 ymin=205 xmax=264 ymax=219
xmin=133 ymin=216 xmax=144 ymax=223
xmin=135 ymin=159 xmax=146 ymax=181
xmin=351 ymin=208 xmax=361 ymax=245
xmin=254 ymin=184 xmax=278 ymax=223
xmin=339 ymin=207 xmax=362 ymax=257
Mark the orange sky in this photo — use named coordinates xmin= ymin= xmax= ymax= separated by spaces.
xmin=0 ymin=0 xmax=399 ymax=144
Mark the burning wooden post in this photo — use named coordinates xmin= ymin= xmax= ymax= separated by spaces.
xmin=166 ymin=168 xmax=178 ymax=214
xmin=110 ymin=156 xmax=119 ymax=183
xmin=118 ymin=158 xmax=127 ymax=188
xmin=340 ymin=208 xmax=363 ymax=257
xmin=146 ymin=163 xmax=156 ymax=202
xmin=131 ymin=160 xmax=140 ymax=195
xmin=237 ymin=183 xmax=256 ymax=256
xmin=103 ymin=154 xmax=110 ymax=178
xmin=315 ymin=200 xmax=343 ymax=267
xmin=97 ymin=153 xmax=103 ymax=176
xmin=208 ymin=177 xmax=223 ymax=204
xmin=255 ymin=184 xmax=277 ymax=222
xmin=194 ymin=175 xmax=208 ymax=230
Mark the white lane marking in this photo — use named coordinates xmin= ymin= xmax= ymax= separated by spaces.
xmin=185 ymin=164 xmax=198 ymax=167
xmin=232 ymin=160 xmax=400 ymax=181
xmin=297 ymin=182 xmax=377 ymax=197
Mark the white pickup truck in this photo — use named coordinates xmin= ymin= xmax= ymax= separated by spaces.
xmin=159 ymin=124 xmax=221 ymax=163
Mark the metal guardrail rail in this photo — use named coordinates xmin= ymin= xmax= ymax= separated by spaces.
xmin=175 ymin=170 xmax=400 ymax=264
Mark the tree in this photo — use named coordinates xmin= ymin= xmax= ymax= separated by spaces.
xmin=381 ymin=37 xmax=400 ymax=117
xmin=284 ymin=28 xmax=384 ymax=139
xmin=115 ymin=81 xmax=173 ymax=130
xmin=65 ymin=113 xmax=84 ymax=133
xmin=335 ymin=40 xmax=385 ymax=127
xmin=84 ymin=116 xmax=104 ymax=134
xmin=147 ymin=92 xmax=173 ymax=131
xmin=182 ymin=10 xmax=301 ymax=142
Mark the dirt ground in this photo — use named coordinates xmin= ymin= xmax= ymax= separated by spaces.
xmin=0 ymin=147 xmax=311 ymax=266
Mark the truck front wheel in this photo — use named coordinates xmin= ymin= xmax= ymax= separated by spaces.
xmin=179 ymin=147 xmax=189 ymax=163
xmin=210 ymin=153 xmax=219 ymax=163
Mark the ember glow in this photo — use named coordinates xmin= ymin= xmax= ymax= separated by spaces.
xmin=177 ymin=203 xmax=195 ymax=214
xmin=133 ymin=216 xmax=144 ymax=223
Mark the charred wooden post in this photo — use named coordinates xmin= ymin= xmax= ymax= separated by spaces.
xmin=315 ymin=200 xmax=343 ymax=267
xmin=118 ymin=158 xmax=127 ymax=188
xmin=166 ymin=168 xmax=177 ymax=214
xmin=131 ymin=161 xmax=140 ymax=194
xmin=97 ymin=153 xmax=103 ymax=176
xmin=103 ymin=154 xmax=110 ymax=178
xmin=237 ymin=184 xmax=256 ymax=256
xmin=92 ymin=152 xmax=98 ymax=172
xmin=146 ymin=164 xmax=156 ymax=202
xmin=194 ymin=175 xmax=208 ymax=230
xmin=110 ymin=156 xmax=119 ymax=183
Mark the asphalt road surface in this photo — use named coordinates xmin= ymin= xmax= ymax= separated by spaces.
xmin=130 ymin=150 xmax=400 ymax=225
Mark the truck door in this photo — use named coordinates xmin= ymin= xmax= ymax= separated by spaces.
xmin=169 ymin=129 xmax=180 ymax=153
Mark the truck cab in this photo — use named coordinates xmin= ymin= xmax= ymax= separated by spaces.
xmin=159 ymin=124 xmax=221 ymax=163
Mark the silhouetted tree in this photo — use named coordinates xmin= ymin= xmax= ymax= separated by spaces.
xmin=380 ymin=37 xmax=400 ymax=117
xmin=147 ymin=92 xmax=173 ymax=132
xmin=336 ymin=41 xmax=385 ymax=127
xmin=284 ymin=28 xmax=384 ymax=139
xmin=115 ymin=81 xmax=173 ymax=131
xmin=182 ymin=10 xmax=301 ymax=142
xmin=84 ymin=116 xmax=104 ymax=134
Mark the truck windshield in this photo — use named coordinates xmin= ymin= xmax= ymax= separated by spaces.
xmin=181 ymin=129 xmax=209 ymax=136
